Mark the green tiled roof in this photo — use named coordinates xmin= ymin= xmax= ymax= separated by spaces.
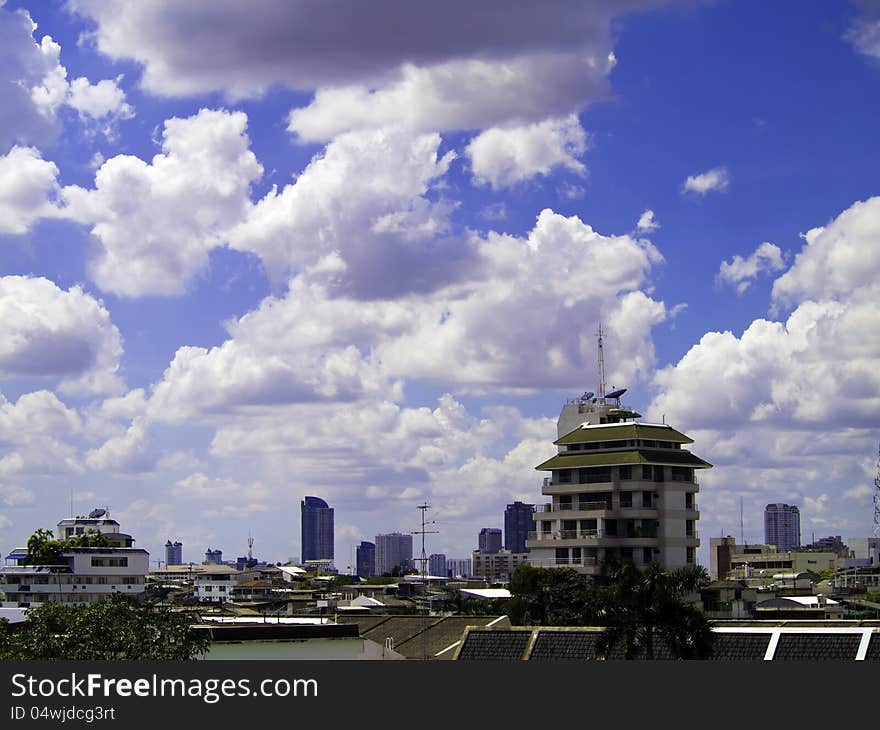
xmin=555 ymin=423 xmax=693 ymax=445
xmin=535 ymin=448 xmax=712 ymax=471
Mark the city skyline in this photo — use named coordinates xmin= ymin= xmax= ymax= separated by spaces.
xmin=0 ymin=2 xmax=878 ymax=569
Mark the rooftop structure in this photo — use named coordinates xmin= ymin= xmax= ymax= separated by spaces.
xmin=0 ymin=510 xmax=149 ymax=608
xmin=527 ymin=338 xmax=710 ymax=575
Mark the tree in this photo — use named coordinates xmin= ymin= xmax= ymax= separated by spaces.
xmin=508 ymin=564 xmax=597 ymax=626
xmin=593 ymin=560 xmax=714 ymax=659
xmin=24 ymin=528 xmax=111 ymax=565
xmin=0 ymin=594 xmax=210 ymax=660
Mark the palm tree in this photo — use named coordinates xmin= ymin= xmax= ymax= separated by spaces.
xmin=593 ymin=560 xmax=713 ymax=659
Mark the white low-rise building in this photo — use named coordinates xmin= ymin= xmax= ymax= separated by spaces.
xmin=0 ymin=511 xmax=149 ymax=608
xmin=193 ymin=566 xmax=258 ymax=603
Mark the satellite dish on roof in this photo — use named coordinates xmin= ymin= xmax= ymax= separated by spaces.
xmin=89 ymin=508 xmax=106 ymax=518
xmin=605 ymin=388 xmax=627 ymax=400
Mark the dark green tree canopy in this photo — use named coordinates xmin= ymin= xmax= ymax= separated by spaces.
xmin=508 ymin=561 xmax=714 ymax=659
xmin=0 ymin=594 xmax=210 ymax=660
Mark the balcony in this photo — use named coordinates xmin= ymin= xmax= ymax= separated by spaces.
xmin=528 ymin=530 xmax=602 ymax=542
xmin=528 ymin=557 xmax=599 ymax=569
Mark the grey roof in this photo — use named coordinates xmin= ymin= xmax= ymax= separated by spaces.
xmin=456 ymin=629 xmax=532 ymax=661
xmin=453 ymin=626 xmax=880 ymax=660
xmin=865 ymin=634 xmax=880 ymax=661
xmin=529 ymin=630 xmax=602 ymax=660
xmin=707 ymin=633 xmax=770 ymax=660
xmin=773 ymin=634 xmax=862 ymax=660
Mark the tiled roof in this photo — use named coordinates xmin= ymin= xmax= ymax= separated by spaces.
xmin=457 ymin=629 xmax=532 ymax=660
xmin=864 ymin=634 xmax=880 ymax=661
xmin=773 ymin=634 xmax=862 ymax=660
xmin=529 ymin=630 xmax=602 ymax=660
xmin=707 ymin=633 xmax=770 ymax=660
xmin=453 ymin=626 xmax=880 ymax=660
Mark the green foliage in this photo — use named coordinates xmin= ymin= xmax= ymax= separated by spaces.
xmin=593 ymin=560 xmax=714 ymax=659
xmin=508 ymin=561 xmax=714 ymax=659
xmin=508 ymin=564 xmax=597 ymax=626
xmin=0 ymin=594 xmax=210 ymax=660
xmin=24 ymin=528 xmax=112 ymax=565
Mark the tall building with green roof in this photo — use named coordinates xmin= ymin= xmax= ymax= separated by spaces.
xmin=526 ymin=389 xmax=711 ymax=574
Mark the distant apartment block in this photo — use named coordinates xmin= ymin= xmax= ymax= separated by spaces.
xmin=356 ymin=541 xmax=376 ymax=578
xmin=446 ymin=558 xmax=472 ymax=578
xmin=471 ymin=549 xmax=529 ymax=583
xmin=165 ymin=540 xmax=183 ymax=566
xmin=428 ymin=553 xmax=447 ymax=577
xmin=375 ymin=532 xmax=413 ymax=576
xmin=764 ymin=503 xmax=801 ymax=552
xmin=478 ymin=528 xmax=502 ymax=554
xmin=505 ymin=501 xmax=536 ymax=553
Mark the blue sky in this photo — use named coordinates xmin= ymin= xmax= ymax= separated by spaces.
xmin=0 ymin=0 xmax=878 ymax=570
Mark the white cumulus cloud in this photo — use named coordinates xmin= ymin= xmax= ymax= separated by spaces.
xmin=717 ymin=242 xmax=786 ymax=294
xmin=61 ymin=108 xmax=263 ymax=297
xmin=466 ymin=115 xmax=587 ymax=190
xmin=682 ymin=166 xmax=730 ymax=195
xmin=0 ymin=276 xmax=123 ymax=395
xmin=0 ymin=146 xmax=61 ymax=234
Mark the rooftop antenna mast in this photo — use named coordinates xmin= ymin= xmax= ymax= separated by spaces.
xmin=740 ymin=497 xmax=745 ymax=545
xmin=247 ymin=533 xmax=254 ymax=561
xmin=413 ymin=503 xmax=439 ymax=579
xmin=597 ymin=323 xmax=607 ymax=404
xmin=874 ymin=442 xmax=880 ymax=539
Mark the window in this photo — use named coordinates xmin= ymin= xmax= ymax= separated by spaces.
xmin=643 ymin=548 xmax=653 ymax=564
xmin=619 ymin=465 xmax=633 ymax=480
xmin=642 ymin=465 xmax=653 ymax=480
xmin=685 ymin=492 xmax=695 ymax=509
xmin=580 ymin=467 xmax=611 ymax=483
xmin=619 ymin=491 xmax=633 ymax=508
xmin=541 ymin=521 xmax=552 ymax=533
xmin=686 ymin=520 xmax=695 ymax=537
xmin=604 ymin=519 xmax=617 ymax=536
xmin=671 ymin=467 xmax=693 ymax=482
xmin=558 ymin=469 xmax=572 ymax=483
xmin=686 ymin=547 xmax=695 ymax=564
xmin=559 ymin=495 xmax=573 ymax=510
xmin=642 ymin=491 xmax=653 ymax=508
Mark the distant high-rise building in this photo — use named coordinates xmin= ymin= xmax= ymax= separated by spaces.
xmin=446 ymin=558 xmax=472 ymax=578
xmin=204 ymin=548 xmax=222 ymax=565
xmin=764 ymin=503 xmax=801 ymax=552
xmin=165 ymin=540 xmax=183 ymax=565
xmin=428 ymin=553 xmax=447 ymax=577
xmin=478 ymin=527 xmax=502 ymax=554
xmin=301 ymin=496 xmax=334 ymax=562
xmin=356 ymin=541 xmax=376 ymax=578
xmin=375 ymin=532 xmax=413 ymax=575
xmin=504 ymin=502 xmax=536 ymax=553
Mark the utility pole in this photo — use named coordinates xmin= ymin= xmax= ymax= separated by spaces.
xmin=873 ymin=442 xmax=880 ymax=539
xmin=412 ymin=503 xmax=439 ymax=661
xmin=597 ymin=323 xmax=607 ymax=402
xmin=413 ymin=503 xmax=439 ymax=580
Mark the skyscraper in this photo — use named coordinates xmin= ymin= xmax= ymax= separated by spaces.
xmin=165 ymin=540 xmax=183 ymax=565
xmin=428 ymin=553 xmax=447 ymax=577
xmin=356 ymin=540 xmax=375 ymax=578
xmin=478 ymin=527 xmax=502 ymax=553
xmin=504 ymin=501 xmax=536 ymax=553
xmin=375 ymin=532 xmax=413 ymax=575
xmin=301 ymin=496 xmax=334 ymax=562
xmin=764 ymin=503 xmax=801 ymax=552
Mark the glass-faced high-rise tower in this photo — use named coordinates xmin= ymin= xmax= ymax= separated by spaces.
xmin=301 ymin=496 xmax=334 ymax=562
